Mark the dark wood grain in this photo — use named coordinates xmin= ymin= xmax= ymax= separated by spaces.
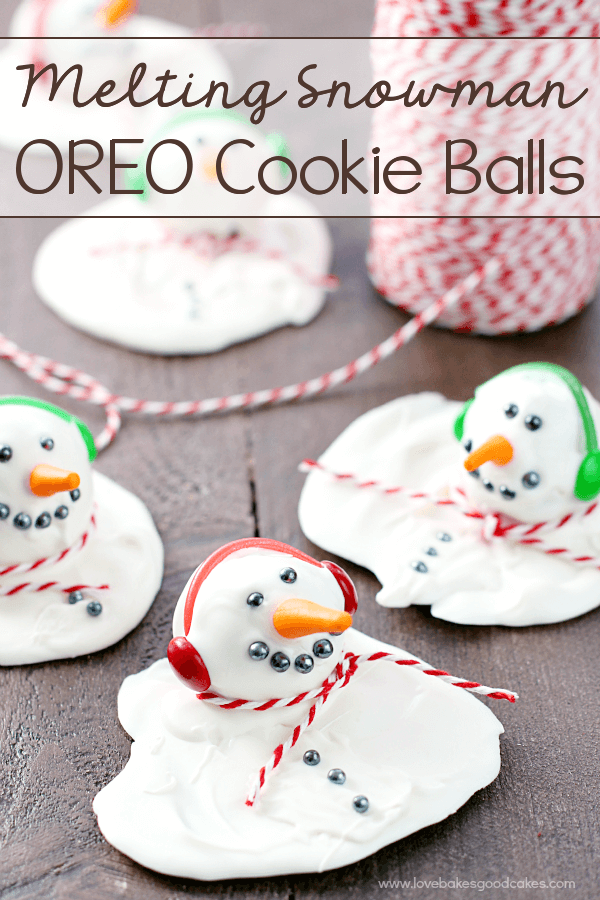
xmin=1 ymin=1 xmax=599 ymax=898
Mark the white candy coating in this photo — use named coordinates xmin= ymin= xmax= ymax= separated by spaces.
xmin=33 ymin=192 xmax=331 ymax=354
xmin=94 ymin=548 xmax=504 ymax=879
xmin=299 ymin=369 xmax=600 ymax=626
xmin=0 ymin=402 xmax=163 ymax=664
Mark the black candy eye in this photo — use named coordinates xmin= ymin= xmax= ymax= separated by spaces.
xmin=248 ymin=641 xmax=269 ymax=660
xmin=313 ymin=639 xmax=333 ymax=658
xmin=295 ymin=654 xmax=314 ymax=673
xmin=499 ymin=486 xmax=516 ymax=499
xmin=463 ymin=439 xmax=472 ymax=452
xmin=522 ymin=471 xmax=541 ymax=489
xmin=13 ymin=513 xmax=31 ymax=529
xmin=525 ymin=415 xmax=542 ymax=431
xmin=280 ymin=567 xmax=297 ymax=584
xmin=0 ymin=446 xmax=12 ymax=462
xmin=504 ymin=404 xmax=518 ymax=418
xmin=40 ymin=438 xmax=54 ymax=451
xmin=70 ymin=489 xmax=80 ymax=501
xmin=247 ymin=592 xmax=264 ymax=607
xmin=270 ymin=652 xmax=290 ymax=672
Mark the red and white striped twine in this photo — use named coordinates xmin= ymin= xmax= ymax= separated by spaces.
xmin=0 ymin=579 xmax=109 ymax=598
xmin=0 ymin=512 xmax=97 ymax=577
xmin=90 ymin=231 xmax=340 ymax=291
xmin=198 ymin=649 xmax=516 ymax=807
xmin=0 ymin=259 xmax=499 ymax=452
xmin=0 ymin=513 xmax=109 ymax=597
xmin=370 ymin=1 xmax=600 ymax=334
xmin=300 ymin=459 xmax=600 ymax=570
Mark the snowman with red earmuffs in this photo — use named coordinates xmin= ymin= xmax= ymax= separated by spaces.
xmin=94 ymin=537 xmax=508 ymax=880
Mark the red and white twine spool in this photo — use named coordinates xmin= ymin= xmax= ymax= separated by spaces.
xmin=300 ymin=458 xmax=600 ymax=570
xmin=0 ymin=513 xmax=109 ymax=597
xmin=198 ymin=648 xmax=516 ymax=807
xmin=370 ymin=1 xmax=600 ymax=333
xmin=0 ymin=260 xmax=499 ymax=451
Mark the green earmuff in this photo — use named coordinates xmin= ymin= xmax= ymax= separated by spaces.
xmin=264 ymin=131 xmax=290 ymax=177
xmin=453 ymin=362 xmax=600 ymax=502
xmin=453 ymin=397 xmax=474 ymax=443
xmin=124 ymin=108 xmax=290 ymax=199
xmin=0 ymin=397 xmax=97 ymax=462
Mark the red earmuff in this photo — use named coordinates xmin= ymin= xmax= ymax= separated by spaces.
xmin=322 ymin=560 xmax=358 ymax=616
xmin=167 ymin=636 xmax=211 ymax=692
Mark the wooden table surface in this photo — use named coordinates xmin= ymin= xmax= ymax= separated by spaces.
xmin=1 ymin=2 xmax=599 ymax=898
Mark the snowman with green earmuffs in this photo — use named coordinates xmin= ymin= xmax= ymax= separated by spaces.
xmin=0 ymin=396 xmax=163 ymax=665
xmin=299 ymin=362 xmax=600 ymax=627
xmin=33 ymin=110 xmax=333 ymax=355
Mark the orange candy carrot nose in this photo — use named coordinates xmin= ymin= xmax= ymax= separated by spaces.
xmin=464 ymin=435 xmax=514 ymax=472
xmin=202 ymin=156 xmax=219 ymax=181
xmin=30 ymin=465 xmax=80 ymax=498
xmin=272 ymin=598 xmax=352 ymax=640
xmin=99 ymin=0 xmax=137 ymax=28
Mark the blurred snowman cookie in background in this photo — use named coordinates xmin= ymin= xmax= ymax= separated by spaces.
xmin=94 ymin=538 xmax=514 ymax=880
xmin=0 ymin=396 xmax=163 ymax=665
xmin=34 ymin=110 xmax=333 ymax=354
xmin=0 ymin=0 xmax=230 ymax=155
xmin=299 ymin=363 xmax=600 ymax=627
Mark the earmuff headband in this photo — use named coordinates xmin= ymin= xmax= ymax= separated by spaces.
xmin=125 ymin=108 xmax=289 ymax=199
xmin=0 ymin=396 xmax=97 ymax=461
xmin=453 ymin=362 xmax=600 ymax=501
xmin=500 ymin=363 xmax=598 ymax=456
xmin=183 ymin=538 xmax=322 ymax=635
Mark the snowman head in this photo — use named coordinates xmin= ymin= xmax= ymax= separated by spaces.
xmin=42 ymin=0 xmax=137 ymax=36
xmin=0 ymin=397 xmax=96 ymax=565
xmin=454 ymin=363 xmax=600 ymax=522
xmin=168 ymin=539 xmax=358 ymax=701
xmin=127 ymin=110 xmax=288 ymax=235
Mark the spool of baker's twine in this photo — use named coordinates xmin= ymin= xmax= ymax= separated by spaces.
xmin=369 ymin=0 xmax=600 ymax=333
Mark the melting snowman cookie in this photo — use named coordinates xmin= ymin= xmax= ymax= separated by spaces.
xmin=0 ymin=0 xmax=229 ymax=156
xmin=33 ymin=110 xmax=333 ymax=355
xmin=0 ymin=396 xmax=163 ymax=664
xmin=299 ymin=362 xmax=600 ymax=627
xmin=93 ymin=538 xmax=513 ymax=880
